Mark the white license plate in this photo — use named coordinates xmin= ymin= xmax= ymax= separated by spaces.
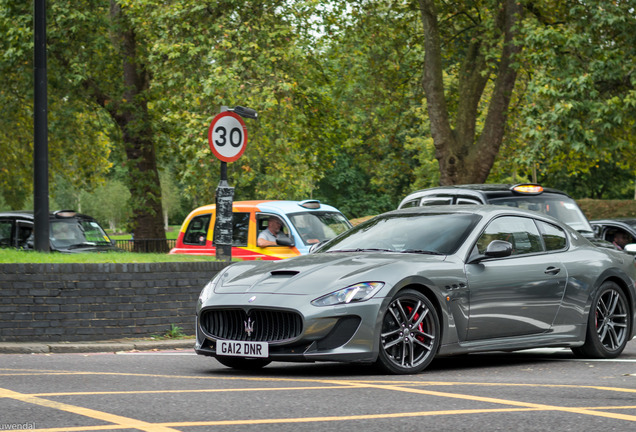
xmin=217 ymin=340 xmax=269 ymax=358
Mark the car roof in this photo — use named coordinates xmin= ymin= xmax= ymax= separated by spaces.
xmin=388 ymin=204 xmax=565 ymax=223
xmin=187 ymin=200 xmax=345 ymax=215
xmin=591 ymin=218 xmax=636 ymax=224
xmin=591 ymin=218 xmax=636 ymax=231
xmin=402 ymin=183 xmax=571 ymax=201
xmin=0 ymin=210 xmax=97 ymax=221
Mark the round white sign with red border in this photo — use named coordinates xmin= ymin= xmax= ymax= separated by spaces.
xmin=208 ymin=111 xmax=248 ymax=163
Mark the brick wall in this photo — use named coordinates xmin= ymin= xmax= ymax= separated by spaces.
xmin=0 ymin=261 xmax=231 ymax=342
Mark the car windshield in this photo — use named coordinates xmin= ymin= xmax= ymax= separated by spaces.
xmin=318 ymin=212 xmax=481 ymax=255
xmin=488 ymin=195 xmax=593 ymax=233
xmin=287 ymin=211 xmax=352 ymax=246
xmin=50 ymin=219 xmax=112 ymax=249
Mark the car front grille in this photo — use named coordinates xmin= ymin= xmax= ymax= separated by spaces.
xmin=199 ymin=308 xmax=303 ymax=342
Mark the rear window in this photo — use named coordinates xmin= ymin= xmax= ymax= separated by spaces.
xmin=536 ymin=220 xmax=568 ymax=251
xmin=186 ymin=213 xmax=250 ymax=246
xmin=184 ymin=214 xmax=211 ymax=245
xmin=488 ymin=195 xmax=592 ymax=233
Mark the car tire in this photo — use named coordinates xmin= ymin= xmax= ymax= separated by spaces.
xmin=376 ymin=289 xmax=440 ymax=374
xmin=572 ymin=281 xmax=632 ymax=359
xmin=215 ymin=357 xmax=272 ymax=370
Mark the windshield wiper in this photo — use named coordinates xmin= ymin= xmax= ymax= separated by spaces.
xmin=400 ymin=249 xmax=444 ymax=255
xmin=67 ymin=242 xmax=97 ymax=249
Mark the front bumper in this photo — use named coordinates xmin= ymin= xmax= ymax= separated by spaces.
xmin=195 ymin=293 xmax=387 ymax=364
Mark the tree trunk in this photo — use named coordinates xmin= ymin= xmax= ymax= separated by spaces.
xmin=419 ymin=0 xmax=523 ymax=185
xmin=109 ymin=1 xmax=167 ymax=252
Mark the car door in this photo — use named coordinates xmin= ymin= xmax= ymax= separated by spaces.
xmin=464 ymin=216 xmax=567 ymax=341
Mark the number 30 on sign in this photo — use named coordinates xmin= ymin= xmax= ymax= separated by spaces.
xmin=208 ymin=111 xmax=248 ymax=163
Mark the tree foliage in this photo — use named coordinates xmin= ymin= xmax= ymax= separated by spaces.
xmin=512 ymin=0 xmax=636 ymax=198
xmin=0 ymin=0 xmax=633 ymax=229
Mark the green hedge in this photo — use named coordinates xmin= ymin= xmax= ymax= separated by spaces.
xmin=577 ymin=199 xmax=636 ymax=220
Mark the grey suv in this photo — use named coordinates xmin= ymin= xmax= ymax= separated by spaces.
xmin=0 ymin=210 xmax=121 ymax=253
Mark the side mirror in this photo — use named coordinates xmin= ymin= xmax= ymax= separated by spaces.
xmin=276 ymin=237 xmax=295 ymax=247
xmin=469 ymin=240 xmax=513 ymax=264
xmin=485 ymin=240 xmax=513 ymax=258
xmin=624 ymin=244 xmax=636 ymax=255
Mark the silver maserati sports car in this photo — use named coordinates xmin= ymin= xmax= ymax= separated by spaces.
xmin=195 ymin=206 xmax=636 ymax=374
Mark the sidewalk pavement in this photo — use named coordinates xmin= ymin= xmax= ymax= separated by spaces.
xmin=0 ymin=338 xmax=196 ymax=354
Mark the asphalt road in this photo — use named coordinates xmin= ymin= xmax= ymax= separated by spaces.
xmin=1 ymin=341 xmax=635 ymax=432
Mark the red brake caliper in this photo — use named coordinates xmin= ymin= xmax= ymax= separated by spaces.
xmin=406 ymin=305 xmax=425 ymax=342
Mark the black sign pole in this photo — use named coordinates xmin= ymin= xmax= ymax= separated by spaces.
xmin=214 ymin=160 xmax=234 ymax=262
xmin=213 ymin=106 xmax=234 ymax=262
xmin=33 ymin=0 xmax=49 ymax=252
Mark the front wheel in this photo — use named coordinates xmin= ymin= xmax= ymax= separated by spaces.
xmin=376 ymin=289 xmax=440 ymax=374
xmin=572 ymin=281 xmax=631 ymax=359
xmin=215 ymin=356 xmax=272 ymax=370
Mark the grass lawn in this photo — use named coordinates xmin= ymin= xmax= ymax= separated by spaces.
xmin=0 ymin=249 xmax=217 ymax=264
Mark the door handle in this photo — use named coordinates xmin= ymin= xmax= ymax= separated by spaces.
xmin=545 ymin=266 xmax=560 ymax=275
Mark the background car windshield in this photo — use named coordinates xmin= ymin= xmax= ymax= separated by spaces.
xmin=319 ymin=213 xmax=481 ymax=255
xmin=50 ymin=220 xmax=111 ymax=248
xmin=287 ymin=212 xmax=351 ymax=245
xmin=488 ymin=196 xmax=592 ymax=232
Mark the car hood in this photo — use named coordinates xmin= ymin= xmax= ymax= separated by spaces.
xmin=214 ymin=252 xmax=447 ymax=295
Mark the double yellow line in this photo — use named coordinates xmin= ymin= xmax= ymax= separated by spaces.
xmin=1 ymin=371 xmax=635 ymax=431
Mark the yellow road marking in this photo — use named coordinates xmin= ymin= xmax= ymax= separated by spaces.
xmin=0 ymin=387 xmax=180 ymax=432
xmin=324 ymin=379 xmax=636 ymax=422
xmin=29 ymin=385 xmax=357 ymax=397
xmin=1 ymin=368 xmax=635 ymax=430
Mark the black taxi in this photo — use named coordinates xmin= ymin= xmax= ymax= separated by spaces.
xmin=398 ymin=184 xmax=597 ymax=239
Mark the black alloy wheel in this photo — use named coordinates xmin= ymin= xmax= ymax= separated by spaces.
xmin=572 ymin=281 xmax=631 ymax=359
xmin=376 ymin=289 xmax=440 ymax=374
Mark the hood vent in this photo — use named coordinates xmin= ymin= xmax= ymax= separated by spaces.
xmin=269 ymin=270 xmax=300 ymax=277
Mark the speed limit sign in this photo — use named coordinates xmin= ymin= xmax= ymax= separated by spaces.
xmin=208 ymin=111 xmax=248 ymax=162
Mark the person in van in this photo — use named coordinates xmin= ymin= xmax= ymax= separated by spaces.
xmin=612 ymin=230 xmax=632 ymax=250
xmin=257 ymin=216 xmax=285 ymax=247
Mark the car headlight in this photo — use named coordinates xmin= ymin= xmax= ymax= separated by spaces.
xmin=311 ymin=282 xmax=384 ymax=307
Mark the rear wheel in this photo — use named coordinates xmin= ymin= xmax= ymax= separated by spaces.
xmin=572 ymin=281 xmax=631 ymax=359
xmin=215 ymin=356 xmax=271 ymax=370
xmin=376 ymin=289 xmax=440 ymax=374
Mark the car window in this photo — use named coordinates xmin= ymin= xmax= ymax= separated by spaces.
xmin=0 ymin=220 xmax=13 ymax=247
xmin=79 ymin=220 xmax=111 ymax=244
xmin=320 ymin=213 xmax=481 ymax=255
xmin=476 ymin=216 xmax=543 ymax=256
xmin=421 ymin=197 xmax=453 ymax=206
xmin=184 ymin=214 xmax=211 ymax=245
xmin=457 ymin=197 xmax=481 ymax=205
xmin=16 ymin=222 xmax=33 ymax=249
xmin=604 ymin=227 xmax=634 ymax=248
xmin=50 ymin=219 xmax=110 ymax=248
xmin=536 ymin=220 xmax=567 ymax=251
xmin=287 ymin=211 xmax=351 ymax=245
xmin=400 ymin=199 xmax=420 ymax=208
xmin=488 ymin=195 xmax=592 ymax=233
xmin=256 ymin=214 xmax=291 ymax=240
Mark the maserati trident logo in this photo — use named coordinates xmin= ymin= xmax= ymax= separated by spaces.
xmin=244 ymin=317 xmax=255 ymax=337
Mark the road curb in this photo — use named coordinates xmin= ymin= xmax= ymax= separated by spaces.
xmin=0 ymin=339 xmax=195 ymax=354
